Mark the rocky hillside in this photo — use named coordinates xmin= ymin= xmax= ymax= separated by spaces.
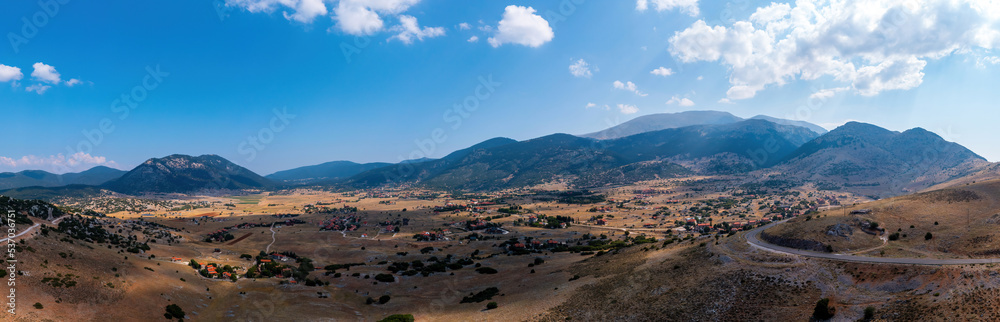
xmin=102 ymin=154 xmax=273 ymax=194
xmin=774 ymin=122 xmax=989 ymax=197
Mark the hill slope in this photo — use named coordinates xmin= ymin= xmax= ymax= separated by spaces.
xmin=102 ymin=154 xmax=273 ymax=194
xmin=774 ymin=122 xmax=989 ymax=197
xmin=266 ymin=161 xmax=393 ymax=183
xmin=346 ymin=120 xmax=818 ymax=191
xmin=0 ymin=166 xmax=125 ymax=190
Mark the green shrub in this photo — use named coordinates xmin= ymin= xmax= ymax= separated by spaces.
xmin=863 ymin=306 xmax=875 ymax=320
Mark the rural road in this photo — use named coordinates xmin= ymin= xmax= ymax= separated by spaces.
xmin=266 ymin=223 xmax=277 ymax=253
xmin=745 ymin=220 xmax=1000 ymax=266
xmin=1 ymin=216 xmax=66 ymax=243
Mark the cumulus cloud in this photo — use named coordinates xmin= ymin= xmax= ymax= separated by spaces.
xmin=636 ymin=0 xmax=699 ymax=16
xmin=31 ymin=62 xmax=61 ymax=84
xmin=0 ymin=64 xmax=22 ymax=83
xmin=65 ymin=78 xmax=82 ymax=86
xmin=226 ymin=0 xmax=329 ymax=23
xmin=333 ymin=0 xmax=421 ymax=35
xmin=467 ymin=35 xmax=479 ymax=43
xmin=569 ymin=59 xmax=593 ymax=78
xmin=618 ymin=104 xmax=639 ymax=114
xmin=227 ymin=0 xmax=428 ymax=37
xmin=650 ymin=66 xmax=673 ymax=76
xmin=458 ymin=22 xmax=471 ymax=30
xmin=488 ymin=5 xmax=554 ymax=48
xmin=669 ymin=0 xmax=1000 ymax=100
xmin=388 ymin=15 xmax=445 ymax=44
xmin=666 ymin=96 xmax=695 ymax=106
xmin=0 ymin=152 xmax=119 ymax=173
xmin=585 ymin=102 xmax=597 ymax=109
xmin=617 ymin=104 xmax=639 ymax=114
xmin=613 ymin=80 xmax=647 ymax=96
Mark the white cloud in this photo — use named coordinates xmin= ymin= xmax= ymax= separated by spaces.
xmin=650 ymin=66 xmax=673 ymax=76
xmin=636 ymin=0 xmax=699 ymax=16
xmin=617 ymin=104 xmax=639 ymax=114
xmin=226 ymin=0 xmax=329 ymax=23
xmin=0 ymin=64 xmax=22 ymax=83
xmin=585 ymin=102 xmax=597 ymax=109
xmin=458 ymin=22 xmax=471 ymax=30
xmin=666 ymin=96 xmax=695 ymax=106
xmin=669 ymin=0 xmax=1000 ymax=100
xmin=467 ymin=35 xmax=479 ymax=43
xmin=0 ymin=152 xmax=119 ymax=173
xmin=65 ymin=78 xmax=82 ymax=86
xmin=31 ymin=62 xmax=61 ymax=84
xmin=976 ymin=55 xmax=1000 ymax=68
xmin=25 ymin=84 xmax=50 ymax=94
xmin=331 ymin=0 xmax=420 ymax=36
xmin=569 ymin=59 xmax=593 ymax=78
xmin=809 ymin=87 xmax=849 ymax=100
xmin=388 ymin=15 xmax=444 ymax=44
xmin=488 ymin=5 xmax=554 ymax=48
xmin=717 ymin=98 xmax=732 ymax=104
xmin=612 ymin=80 xmax=647 ymax=96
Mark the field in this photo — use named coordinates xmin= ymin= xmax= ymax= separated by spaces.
xmin=14 ymin=177 xmax=1000 ymax=321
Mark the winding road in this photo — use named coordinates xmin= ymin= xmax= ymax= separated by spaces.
xmin=1 ymin=216 xmax=66 ymax=243
xmin=745 ymin=220 xmax=1000 ymax=266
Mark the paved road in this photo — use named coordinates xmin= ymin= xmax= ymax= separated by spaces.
xmin=1 ymin=216 xmax=66 ymax=243
xmin=745 ymin=220 xmax=1000 ymax=266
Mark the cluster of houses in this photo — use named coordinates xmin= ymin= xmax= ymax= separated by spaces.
xmin=588 ymin=206 xmax=616 ymax=213
xmin=318 ymin=215 xmax=363 ymax=231
xmin=414 ymin=230 xmax=450 ymax=241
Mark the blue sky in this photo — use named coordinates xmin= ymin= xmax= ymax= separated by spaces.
xmin=2 ymin=0 xmax=1000 ymax=175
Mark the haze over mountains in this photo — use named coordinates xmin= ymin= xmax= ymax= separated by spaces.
xmin=0 ymin=166 xmax=125 ymax=190
xmin=581 ymin=111 xmax=828 ymax=140
xmin=0 ymin=111 xmax=990 ymax=198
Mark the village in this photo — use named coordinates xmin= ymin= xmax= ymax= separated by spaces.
xmin=14 ymin=176 xmax=872 ymax=321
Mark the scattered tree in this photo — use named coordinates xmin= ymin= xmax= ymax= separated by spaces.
xmin=812 ymin=298 xmax=835 ymax=320
xmin=165 ymin=304 xmax=185 ymax=319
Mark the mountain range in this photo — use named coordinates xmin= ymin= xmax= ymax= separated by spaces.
xmin=0 ymin=111 xmax=990 ymax=198
xmin=0 ymin=166 xmax=125 ymax=190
